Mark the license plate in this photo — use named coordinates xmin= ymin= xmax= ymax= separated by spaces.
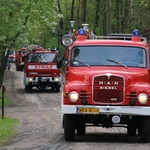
xmin=42 ymin=77 xmax=48 ymax=80
xmin=41 ymin=77 xmax=48 ymax=81
xmin=77 ymin=108 xmax=99 ymax=113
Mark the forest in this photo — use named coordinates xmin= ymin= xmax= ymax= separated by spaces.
xmin=0 ymin=0 xmax=149 ymax=54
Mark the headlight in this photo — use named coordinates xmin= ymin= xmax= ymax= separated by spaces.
xmin=68 ymin=91 xmax=79 ymax=102
xmin=62 ymin=34 xmax=74 ymax=46
xmin=54 ymin=77 xmax=59 ymax=82
xmin=28 ymin=78 xmax=33 ymax=82
xmin=138 ymin=93 xmax=148 ymax=104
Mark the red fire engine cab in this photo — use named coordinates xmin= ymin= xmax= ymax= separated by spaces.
xmin=57 ymin=24 xmax=150 ymax=142
xmin=23 ymin=45 xmax=62 ymax=92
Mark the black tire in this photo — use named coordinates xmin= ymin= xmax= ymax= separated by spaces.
xmin=51 ymin=87 xmax=55 ymax=91
xmin=64 ymin=114 xmax=75 ymax=141
xmin=62 ymin=115 xmax=64 ymax=128
xmin=140 ymin=117 xmax=150 ymax=143
xmin=20 ymin=65 xmax=24 ymax=71
xmin=25 ymin=84 xmax=32 ymax=92
xmin=76 ymin=119 xmax=86 ymax=135
xmin=16 ymin=66 xmax=20 ymax=71
xmin=56 ymin=87 xmax=60 ymax=92
xmin=16 ymin=66 xmax=18 ymax=71
xmin=137 ymin=126 xmax=142 ymax=136
xmin=127 ymin=121 xmax=136 ymax=136
xmin=51 ymin=86 xmax=60 ymax=92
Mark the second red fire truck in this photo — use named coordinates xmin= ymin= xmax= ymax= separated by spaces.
xmin=15 ymin=46 xmax=27 ymax=71
xmin=57 ymin=24 xmax=150 ymax=142
xmin=23 ymin=45 xmax=62 ymax=92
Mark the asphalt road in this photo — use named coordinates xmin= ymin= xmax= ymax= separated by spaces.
xmin=0 ymin=63 xmax=150 ymax=150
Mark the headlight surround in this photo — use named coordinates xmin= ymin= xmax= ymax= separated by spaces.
xmin=68 ymin=91 xmax=79 ymax=102
xmin=138 ymin=93 xmax=148 ymax=104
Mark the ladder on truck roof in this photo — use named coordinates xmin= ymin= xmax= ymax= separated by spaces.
xmin=94 ymin=33 xmax=147 ymax=44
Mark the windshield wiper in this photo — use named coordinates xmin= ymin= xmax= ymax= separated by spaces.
xmin=106 ymin=59 xmax=127 ymax=68
xmin=73 ymin=59 xmax=90 ymax=67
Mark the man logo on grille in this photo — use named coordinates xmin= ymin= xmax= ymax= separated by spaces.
xmin=106 ymin=73 xmax=111 ymax=80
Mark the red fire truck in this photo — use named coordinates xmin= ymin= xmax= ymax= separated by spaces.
xmin=57 ymin=25 xmax=150 ymax=142
xmin=23 ymin=45 xmax=62 ymax=92
xmin=8 ymin=50 xmax=16 ymax=63
xmin=15 ymin=46 xmax=27 ymax=71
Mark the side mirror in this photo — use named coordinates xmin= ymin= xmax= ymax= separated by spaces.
xmin=57 ymin=58 xmax=62 ymax=68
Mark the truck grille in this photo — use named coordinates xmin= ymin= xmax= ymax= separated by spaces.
xmin=93 ymin=75 xmax=124 ymax=104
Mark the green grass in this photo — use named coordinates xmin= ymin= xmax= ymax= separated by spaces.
xmin=0 ymin=93 xmax=19 ymax=147
xmin=0 ymin=95 xmax=11 ymax=107
xmin=0 ymin=117 xmax=19 ymax=146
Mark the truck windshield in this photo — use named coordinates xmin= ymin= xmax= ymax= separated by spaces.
xmin=28 ymin=53 xmax=57 ymax=63
xmin=71 ymin=46 xmax=146 ymax=68
xmin=22 ymin=49 xmax=27 ymax=54
xmin=9 ymin=51 xmax=15 ymax=55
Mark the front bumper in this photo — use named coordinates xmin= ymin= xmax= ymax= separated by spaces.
xmin=61 ymin=105 xmax=150 ymax=116
xmin=24 ymin=76 xmax=62 ymax=86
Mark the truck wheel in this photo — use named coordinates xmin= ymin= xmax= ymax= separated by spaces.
xmin=64 ymin=114 xmax=75 ymax=141
xmin=51 ymin=86 xmax=60 ymax=92
xmin=16 ymin=66 xmax=20 ymax=71
xmin=25 ymin=85 xmax=32 ymax=92
xmin=127 ymin=121 xmax=136 ymax=136
xmin=20 ymin=66 xmax=24 ymax=71
xmin=62 ymin=115 xmax=64 ymax=128
xmin=137 ymin=126 xmax=142 ymax=136
xmin=56 ymin=87 xmax=60 ymax=92
xmin=76 ymin=120 xmax=86 ymax=135
xmin=140 ymin=117 xmax=150 ymax=143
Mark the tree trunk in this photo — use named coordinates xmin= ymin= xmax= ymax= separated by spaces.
xmin=81 ymin=0 xmax=86 ymax=23
xmin=71 ymin=0 xmax=75 ymax=20
xmin=122 ymin=0 xmax=129 ymax=33
xmin=116 ymin=0 xmax=120 ymax=33
xmin=0 ymin=51 xmax=8 ymax=88
xmin=105 ymin=0 xmax=111 ymax=35
xmin=94 ymin=0 xmax=100 ymax=30
xmin=130 ymin=0 xmax=134 ymax=30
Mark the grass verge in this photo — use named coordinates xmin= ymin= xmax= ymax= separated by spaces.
xmin=0 ymin=117 xmax=19 ymax=146
xmin=0 ymin=92 xmax=19 ymax=147
xmin=0 ymin=95 xmax=11 ymax=107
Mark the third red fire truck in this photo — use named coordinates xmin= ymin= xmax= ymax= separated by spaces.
xmin=57 ymin=24 xmax=150 ymax=142
xmin=23 ymin=45 xmax=62 ymax=92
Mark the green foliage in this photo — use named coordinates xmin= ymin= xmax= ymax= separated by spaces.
xmin=0 ymin=0 xmax=149 ymax=52
xmin=60 ymin=0 xmax=150 ymax=35
xmin=0 ymin=0 xmax=61 ymax=49
xmin=0 ymin=116 xmax=19 ymax=146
